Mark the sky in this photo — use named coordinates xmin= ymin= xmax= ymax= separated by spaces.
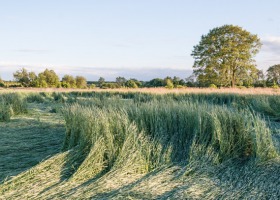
xmin=1 ymin=0 xmax=280 ymax=81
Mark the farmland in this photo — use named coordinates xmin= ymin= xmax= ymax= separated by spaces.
xmin=0 ymin=89 xmax=280 ymax=199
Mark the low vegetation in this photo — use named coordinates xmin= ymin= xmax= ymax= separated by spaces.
xmin=0 ymin=91 xmax=279 ymax=199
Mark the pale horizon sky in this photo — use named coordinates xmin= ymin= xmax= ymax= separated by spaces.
xmin=1 ymin=0 xmax=280 ymax=81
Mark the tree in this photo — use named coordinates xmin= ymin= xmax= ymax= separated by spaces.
xmin=116 ymin=76 xmax=126 ymax=87
xmin=125 ymin=79 xmax=138 ymax=88
xmin=191 ymin=25 xmax=261 ymax=87
xmin=130 ymin=78 xmax=142 ymax=88
xmin=267 ymin=64 xmax=280 ymax=85
xmin=0 ymin=76 xmax=4 ymax=87
xmin=147 ymin=78 xmax=164 ymax=87
xmin=254 ymin=69 xmax=266 ymax=87
xmin=76 ymin=76 xmax=87 ymax=88
xmin=28 ymin=72 xmax=38 ymax=87
xmin=13 ymin=68 xmax=30 ymax=87
xmin=98 ymin=77 xmax=105 ymax=87
xmin=62 ymin=75 xmax=76 ymax=88
xmin=165 ymin=79 xmax=174 ymax=89
xmin=38 ymin=69 xmax=60 ymax=88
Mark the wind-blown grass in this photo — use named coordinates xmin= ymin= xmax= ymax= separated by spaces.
xmin=0 ymin=91 xmax=279 ymax=199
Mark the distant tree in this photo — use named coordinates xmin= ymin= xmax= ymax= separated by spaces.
xmin=28 ymin=72 xmax=38 ymax=87
xmin=116 ymin=76 xmax=126 ymax=87
xmin=267 ymin=64 xmax=280 ymax=85
xmin=165 ymin=79 xmax=174 ymax=89
xmin=185 ymin=75 xmax=197 ymax=87
xmin=98 ymin=77 xmax=105 ymax=87
xmin=101 ymin=82 xmax=119 ymax=89
xmin=13 ymin=68 xmax=30 ymax=87
xmin=147 ymin=78 xmax=164 ymax=87
xmin=164 ymin=77 xmax=173 ymax=87
xmin=76 ymin=76 xmax=87 ymax=88
xmin=130 ymin=78 xmax=142 ymax=87
xmin=172 ymin=76 xmax=180 ymax=87
xmin=0 ymin=77 xmax=4 ymax=87
xmin=125 ymin=79 xmax=138 ymax=88
xmin=191 ymin=24 xmax=261 ymax=87
xmin=238 ymin=67 xmax=258 ymax=87
xmin=36 ymin=73 xmax=48 ymax=88
xmin=38 ymin=69 xmax=60 ymax=88
xmin=254 ymin=69 xmax=266 ymax=87
xmin=62 ymin=75 xmax=76 ymax=88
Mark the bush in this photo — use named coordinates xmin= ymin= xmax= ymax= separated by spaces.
xmin=175 ymin=85 xmax=185 ymax=89
xmin=209 ymin=84 xmax=217 ymax=88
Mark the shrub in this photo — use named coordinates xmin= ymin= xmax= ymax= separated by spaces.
xmin=209 ymin=84 xmax=217 ymax=88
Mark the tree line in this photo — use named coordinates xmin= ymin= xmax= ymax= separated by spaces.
xmin=0 ymin=64 xmax=279 ymax=89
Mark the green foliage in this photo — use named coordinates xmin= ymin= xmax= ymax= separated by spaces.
xmin=209 ymin=84 xmax=217 ymax=89
xmin=98 ymin=77 xmax=105 ymax=87
xmin=60 ymin=93 xmax=278 ymax=177
xmin=62 ymin=75 xmax=76 ymax=88
xmin=89 ymin=84 xmax=96 ymax=89
xmin=192 ymin=24 xmax=261 ymax=87
xmin=125 ymin=79 xmax=138 ymax=88
xmin=101 ymin=82 xmax=120 ymax=89
xmin=26 ymin=93 xmax=46 ymax=103
xmin=75 ymin=76 xmax=87 ymax=89
xmin=271 ymin=81 xmax=279 ymax=89
xmin=13 ymin=68 xmax=30 ymax=87
xmin=0 ymin=79 xmax=5 ymax=87
xmin=36 ymin=69 xmax=60 ymax=88
xmin=147 ymin=78 xmax=164 ymax=87
xmin=116 ymin=76 xmax=126 ymax=87
xmin=0 ymin=93 xmax=27 ymax=121
xmin=0 ymin=92 xmax=279 ymax=199
xmin=267 ymin=64 xmax=280 ymax=85
xmin=0 ymin=104 xmax=13 ymax=122
xmin=165 ymin=79 xmax=174 ymax=89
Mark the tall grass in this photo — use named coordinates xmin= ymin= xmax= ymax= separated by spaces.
xmin=61 ymin=96 xmax=278 ymax=179
xmin=0 ymin=93 xmax=27 ymax=121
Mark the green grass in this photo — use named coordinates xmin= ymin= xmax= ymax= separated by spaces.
xmin=0 ymin=102 xmax=65 ymax=183
xmin=0 ymin=92 xmax=279 ymax=199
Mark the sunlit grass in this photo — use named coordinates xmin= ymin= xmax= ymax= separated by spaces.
xmin=0 ymin=91 xmax=279 ymax=199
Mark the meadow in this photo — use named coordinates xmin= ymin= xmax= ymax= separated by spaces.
xmin=0 ymin=89 xmax=279 ymax=199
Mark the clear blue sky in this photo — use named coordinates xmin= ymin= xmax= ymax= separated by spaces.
xmin=1 ymin=0 xmax=280 ymax=81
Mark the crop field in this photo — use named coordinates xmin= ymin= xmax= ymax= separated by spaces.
xmin=0 ymin=91 xmax=280 ymax=199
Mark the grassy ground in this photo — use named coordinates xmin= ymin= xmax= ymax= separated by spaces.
xmin=0 ymin=92 xmax=279 ymax=199
xmin=0 ymin=103 xmax=65 ymax=183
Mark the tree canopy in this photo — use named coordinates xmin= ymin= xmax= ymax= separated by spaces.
xmin=191 ymin=25 xmax=261 ymax=87
xmin=267 ymin=64 xmax=280 ymax=85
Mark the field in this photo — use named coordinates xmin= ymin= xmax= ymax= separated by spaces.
xmin=0 ymin=89 xmax=280 ymax=199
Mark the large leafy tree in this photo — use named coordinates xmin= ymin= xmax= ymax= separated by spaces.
xmin=266 ymin=64 xmax=280 ymax=85
xmin=191 ymin=25 xmax=261 ymax=87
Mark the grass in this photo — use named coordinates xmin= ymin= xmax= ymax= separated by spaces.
xmin=0 ymin=91 xmax=279 ymax=199
xmin=0 ymin=86 xmax=279 ymax=95
xmin=0 ymin=102 xmax=65 ymax=183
